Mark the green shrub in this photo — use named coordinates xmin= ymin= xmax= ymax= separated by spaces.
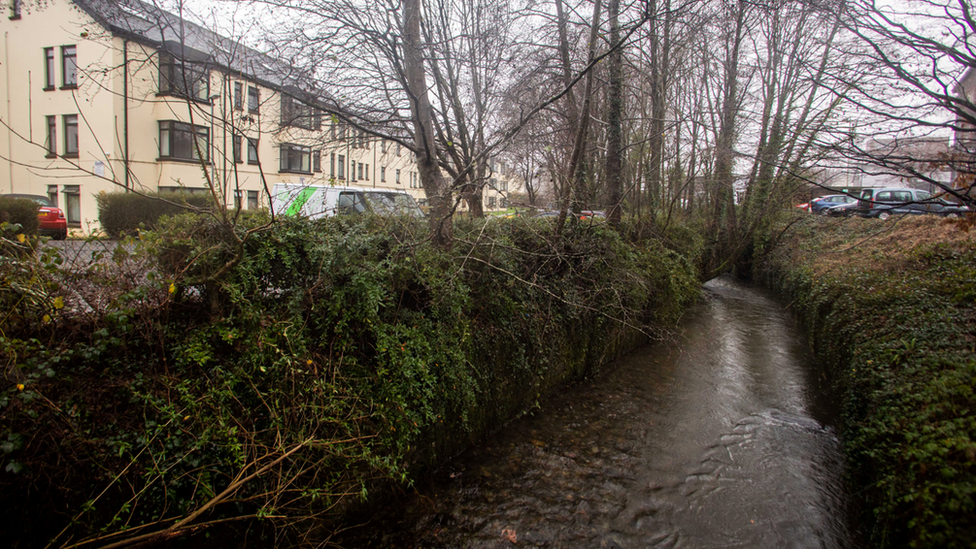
xmin=96 ymin=191 xmax=215 ymax=238
xmin=0 ymin=197 xmax=39 ymax=236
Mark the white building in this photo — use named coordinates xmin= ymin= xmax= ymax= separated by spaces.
xmin=0 ymin=0 xmax=520 ymax=234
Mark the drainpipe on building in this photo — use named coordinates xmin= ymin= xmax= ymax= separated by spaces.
xmin=5 ymin=31 xmax=14 ymax=193
xmin=123 ymin=39 xmax=130 ymax=191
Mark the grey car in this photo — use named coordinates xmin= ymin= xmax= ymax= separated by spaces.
xmin=854 ymin=188 xmax=970 ymax=220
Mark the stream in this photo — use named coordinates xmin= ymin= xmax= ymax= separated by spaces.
xmin=332 ymin=277 xmax=862 ymax=548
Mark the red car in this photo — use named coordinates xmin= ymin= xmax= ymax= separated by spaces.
xmin=2 ymin=194 xmax=68 ymax=240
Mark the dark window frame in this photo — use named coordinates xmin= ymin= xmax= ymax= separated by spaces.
xmin=158 ymin=120 xmax=210 ymax=163
xmin=62 ymin=114 xmax=78 ymax=158
xmin=280 ymin=94 xmax=321 ymax=131
xmin=337 ymin=154 xmax=345 ymax=179
xmin=157 ymin=53 xmax=210 ymax=102
xmin=279 ymin=143 xmax=311 ymax=174
xmin=45 ymin=115 xmax=57 ymax=157
xmin=61 ymin=45 xmax=77 ymax=89
xmin=232 ymin=134 xmax=243 ymax=163
xmin=10 ymin=0 xmax=22 ymax=20
xmin=247 ymin=137 xmax=259 ymax=164
xmin=43 ymin=47 xmax=55 ymax=90
xmin=233 ymin=82 xmax=243 ymax=110
xmin=247 ymin=85 xmax=260 ymax=113
xmin=313 ymin=150 xmax=321 ymax=173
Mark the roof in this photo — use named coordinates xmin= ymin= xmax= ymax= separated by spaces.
xmin=73 ymin=0 xmax=331 ymax=105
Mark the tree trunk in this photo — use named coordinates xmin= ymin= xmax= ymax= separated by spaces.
xmin=556 ymin=0 xmax=602 ymax=234
xmin=605 ymin=0 xmax=624 ymax=227
xmin=403 ymin=0 xmax=453 ymax=247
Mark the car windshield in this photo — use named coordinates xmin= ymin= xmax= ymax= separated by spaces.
xmin=364 ymin=192 xmax=425 ymax=217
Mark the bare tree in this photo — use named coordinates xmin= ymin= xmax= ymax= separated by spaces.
xmin=820 ymin=0 xmax=976 ymax=203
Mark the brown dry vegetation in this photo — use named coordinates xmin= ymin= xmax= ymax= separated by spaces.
xmin=781 ymin=215 xmax=976 ymax=276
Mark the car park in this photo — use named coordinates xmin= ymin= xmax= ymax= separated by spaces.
xmin=0 ymin=194 xmax=68 ymax=239
xmin=854 ymin=188 xmax=969 ymax=220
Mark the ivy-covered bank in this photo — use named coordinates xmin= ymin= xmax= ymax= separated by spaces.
xmin=755 ymin=216 xmax=976 ymax=548
xmin=0 ymin=215 xmax=700 ymax=548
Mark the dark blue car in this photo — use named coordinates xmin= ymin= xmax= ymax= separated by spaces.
xmin=810 ymin=194 xmax=857 ymax=215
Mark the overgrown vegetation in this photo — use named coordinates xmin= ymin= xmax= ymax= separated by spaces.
xmin=1 ymin=214 xmax=700 ymax=548
xmin=756 ymin=215 xmax=976 ymax=549
xmin=96 ymin=191 xmax=217 ymax=238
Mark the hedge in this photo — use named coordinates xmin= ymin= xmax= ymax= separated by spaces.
xmin=96 ymin=191 xmax=215 ymax=238
xmin=0 ymin=197 xmax=40 ymax=236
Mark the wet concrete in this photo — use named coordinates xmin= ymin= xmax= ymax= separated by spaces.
xmin=333 ymin=277 xmax=861 ymax=548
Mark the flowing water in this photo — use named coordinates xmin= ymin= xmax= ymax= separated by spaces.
xmin=334 ymin=278 xmax=861 ymax=548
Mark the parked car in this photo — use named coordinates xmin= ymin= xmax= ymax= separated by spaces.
xmin=854 ymin=188 xmax=970 ymax=220
xmin=0 ymin=194 xmax=68 ymax=239
xmin=825 ymin=201 xmax=859 ymax=217
xmin=580 ymin=210 xmax=606 ymax=220
xmin=810 ymin=194 xmax=857 ymax=215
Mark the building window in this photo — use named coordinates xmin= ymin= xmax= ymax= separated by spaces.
xmin=43 ymin=48 xmax=55 ymax=90
xmin=247 ymin=138 xmax=259 ymax=164
xmin=63 ymin=114 xmax=78 ymax=157
xmin=365 ymin=164 xmax=369 ymax=180
xmin=247 ymin=190 xmax=258 ymax=209
xmin=47 ymin=185 xmax=58 ymax=207
xmin=337 ymin=154 xmax=345 ymax=179
xmin=158 ymin=120 xmax=209 ymax=162
xmin=158 ymin=53 xmax=209 ymax=101
xmin=280 ymin=95 xmax=319 ymax=130
xmin=61 ymin=45 xmax=77 ymax=88
xmin=63 ymin=185 xmax=80 ymax=224
xmin=488 ymin=196 xmax=496 ymax=208
xmin=279 ymin=143 xmax=311 ymax=173
xmin=248 ymin=85 xmax=259 ymax=113
xmin=234 ymin=189 xmax=242 ymax=210
xmin=313 ymin=151 xmax=321 ymax=172
xmin=380 ymin=139 xmax=387 ymax=153
xmin=358 ymin=162 xmax=363 ymax=180
xmin=232 ymin=135 xmax=243 ymax=163
xmin=330 ymin=153 xmax=335 ymax=177
xmin=380 ymin=166 xmax=386 ymax=182
xmin=233 ymin=82 xmax=243 ymax=110
xmin=396 ymin=168 xmax=400 ymax=185
xmin=10 ymin=0 xmax=21 ymax=19
xmin=45 ymin=115 xmax=57 ymax=157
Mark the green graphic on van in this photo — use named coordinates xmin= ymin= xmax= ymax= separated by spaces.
xmin=284 ymin=187 xmax=316 ymax=216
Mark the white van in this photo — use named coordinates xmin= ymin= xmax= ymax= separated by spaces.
xmin=271 ymin=184 xmax=425 ymax=219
